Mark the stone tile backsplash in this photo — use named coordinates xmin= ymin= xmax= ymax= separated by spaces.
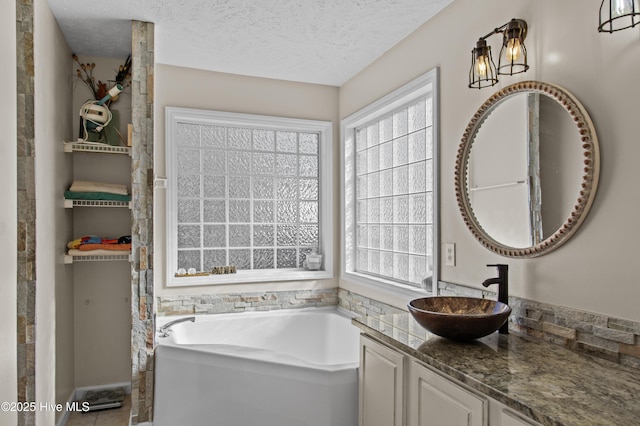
xmin=337 ymin=288 xmax=405 ymax=317
xmin=157 ymin=288 xmax=338 ymax=316
xmin=509 ymin=297 xmax=640 ymax=369
xmin=440 ymin=281 xmax=640 ymax=369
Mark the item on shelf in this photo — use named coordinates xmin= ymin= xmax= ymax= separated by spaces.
xmin=69 ymin=180 xmax=128 ymax=196
xmin=174 ymin=266 xmax=214 ymax=277
xmin=73 ymin=53 xmax=132 ymax=146
xmin=81 ymin=386 xmax=126 ymax=412
xmin=67 ymin=235 xmax=132 ymax=251
xmin=174 ymin=271 xmax=211 ymax=278
xmin=64 ymin=191 xmax=131 ymax=202
xmin=77 ymin=243 xmax=131 ymax=251
xmin=211 ymin=265 xmax=237 ymax=275
xmin=80 ymin=84 xmax=123 ymax=143
xmin=65 ymin=179 xmax=131 ymax=203
xmin=73 ymin=54 xmax=132 ymax=102
xmin=67 ymin=249 xmax=130 ymax=257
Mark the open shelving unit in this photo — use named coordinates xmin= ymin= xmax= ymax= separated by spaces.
xmin=64 ymin=139 xmax=132 ymax=264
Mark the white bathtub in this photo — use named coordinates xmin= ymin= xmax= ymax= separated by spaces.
xmin=154 ymin=307 xmax=360 ymax=426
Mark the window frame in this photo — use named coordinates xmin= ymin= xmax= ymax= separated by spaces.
xmin=165 ymin=107 xmax=334 ymax=287
xmin=340 ymin=69 xmax=439 ymax=298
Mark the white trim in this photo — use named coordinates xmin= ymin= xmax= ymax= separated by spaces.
xmin=55 ymin=389 xmax=76 ymax=426
xmin=340 ymin=68 xmax=440 ymax=296
xmin=170 ymin=269 xmax=332 ymax=286
xmin=165 ymin=107 xmax=334 ymax=287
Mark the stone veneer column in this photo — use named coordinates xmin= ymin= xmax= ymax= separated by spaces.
xmin=16 ymin=1 xmax=36 ymax=425
xmin=130 ymin=20 xmax=155 ymax=424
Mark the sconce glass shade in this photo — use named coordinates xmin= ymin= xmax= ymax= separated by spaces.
xmin=599 ymin=0 xmax=640 ymax=32
xmin=498 ymin=19 xmax=529 ymax=75
xmin=469 ymin=39 xmax=498 ymax=89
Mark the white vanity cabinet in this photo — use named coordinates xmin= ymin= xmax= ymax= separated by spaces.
xmin=493 ymin=405 xmax=541 ymax=426
xmin=408 ymin=359 xmax=487 ymax=426
xmin=359 ymin=334 xmax=405 ymax=426
xmin=359 ymin=334 xmax=542 ymax=426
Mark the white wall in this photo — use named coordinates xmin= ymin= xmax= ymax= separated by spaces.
xmin=0 ymin=0 xmax=18 ymax=424
xmin=33 ymin=0 xmax=74 ymax=422
xmin=339 ymin=0 xmax=640 ymax=321
xmin=154 ymin=64 xmax=340 ymax=298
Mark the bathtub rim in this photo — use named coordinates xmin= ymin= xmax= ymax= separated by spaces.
xmin=155 ymin=305 xmax=359 ymax=329
xmin=155 ymin=306 xmax=361 ymax=373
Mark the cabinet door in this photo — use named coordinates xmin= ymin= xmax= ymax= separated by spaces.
xmin=408 ymin=360 xmax=487 ymax=426
xmin=359 ymin=335 xmax=405 ymax=426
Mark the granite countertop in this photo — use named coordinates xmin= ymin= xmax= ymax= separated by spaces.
xmin=353 ymin=313 xmax=640 ymax=426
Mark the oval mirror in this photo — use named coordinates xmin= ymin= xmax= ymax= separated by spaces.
xmin=455 ymin=81 xmax=599 ymax=257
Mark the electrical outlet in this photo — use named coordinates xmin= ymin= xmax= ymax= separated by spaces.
xmin=445 ymin=243 xmax=456 ymax=267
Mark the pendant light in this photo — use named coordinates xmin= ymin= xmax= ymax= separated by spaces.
xmin=598 ymin=0 xmax=640 ymax=32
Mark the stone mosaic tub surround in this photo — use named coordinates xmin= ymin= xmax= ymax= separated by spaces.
xmin=157 ymin=288 xmax=338 ymax=316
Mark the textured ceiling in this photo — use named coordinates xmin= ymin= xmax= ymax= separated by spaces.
xmin=46 ymin=0 xmax=453 ymax=86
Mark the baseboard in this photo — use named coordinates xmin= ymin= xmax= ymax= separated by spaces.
xmin=55 ymin=382 xmax=132 ymax=426
xmin=55 ymin=389 xmax=77 ymax=426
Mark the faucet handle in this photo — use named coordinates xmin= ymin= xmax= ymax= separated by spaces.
xmin=487 ymin=263 xmax=508 ymax=270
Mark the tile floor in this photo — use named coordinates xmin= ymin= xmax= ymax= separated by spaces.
xmin=65 ymin=395 xmax=130 ymax=426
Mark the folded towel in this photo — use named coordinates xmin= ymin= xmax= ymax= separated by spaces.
xmin=64 ymin=191 xmax=131 ymax=202
xmin=78 ymin=243 xmax=132 ymax=251
xmin=69 ymin=180 xmax=128 ymax=195
xmin=67 ymin=235 xmax=130 ymax=249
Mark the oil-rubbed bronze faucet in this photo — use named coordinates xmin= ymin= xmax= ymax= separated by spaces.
xmin=482 ymin=264 xmax=509 ymax=334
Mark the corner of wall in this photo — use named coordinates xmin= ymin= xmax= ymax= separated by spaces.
xmin=0 ymin=0 xmax=18 ymax=423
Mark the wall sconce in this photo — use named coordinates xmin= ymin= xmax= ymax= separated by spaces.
xmin=469 ymin=18 xmax=529 ymax=89
xmin=598 ymin=0 xmax=640 ymax=32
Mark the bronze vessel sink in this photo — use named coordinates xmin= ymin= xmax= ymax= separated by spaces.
xmin=408 ymin=296 xmax=511 ymax=341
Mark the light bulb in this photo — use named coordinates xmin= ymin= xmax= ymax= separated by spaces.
xmin=475 ymin=55 xmax=489 ymax=77
xmin=505 ymin=38 xmax=522 ymax=62
xmin=612 ymin=0 xmax=634 ymax=17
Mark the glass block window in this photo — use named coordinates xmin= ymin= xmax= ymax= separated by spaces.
xmin=166 ymin=108 xmax=333 ymax=286
xmin=342 ymin=70 xmax=438 ymax=294
xmin=354 ymin=97 xmax=433 ymax=286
